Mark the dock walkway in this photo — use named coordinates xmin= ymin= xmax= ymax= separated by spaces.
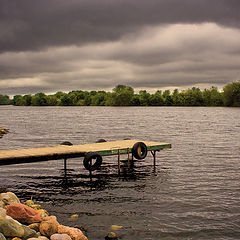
xmin=0 ymin=140 xmax=171 ymax=170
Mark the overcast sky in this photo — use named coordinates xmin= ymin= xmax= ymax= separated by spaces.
xmin=0 ymin=0 xmax=240 ymax=95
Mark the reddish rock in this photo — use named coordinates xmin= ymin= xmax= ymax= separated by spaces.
xmin=58 ymin=225 xmax=88 ymax=240
xmin=39 ymin=216 xmax=59 ymax=237
xmin=5 ymin=203 xmax=42 ymax=224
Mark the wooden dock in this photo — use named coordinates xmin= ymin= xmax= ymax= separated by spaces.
xmin=0 ymin=140 xmax=171 ymax=170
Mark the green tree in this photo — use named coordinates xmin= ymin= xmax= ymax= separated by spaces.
xmin=12 ymin=95 xmax=25 ymax=106
xmin=162 ymin=90 xmax=173 ymax=106
xmin=91 ymin=91 xmax=107 ymax=106
xmin=203 ymin=87 xmax=223 ymax=106
xmin=31 ymin=93 xmax=48 ymax=106
xmin=0 ymin=94 xmax=11 ymax=105
xmin=172 ymin=89 xmax=180 ymax=106
xmin=130 ymin=94 xmax=141 ymax=106
xmin=139 ymin=90 xmax=151 ymax=106
xmin=60 ymin=93 xmax=72 ymax=106
xmin=46 ymin=95 xmax=61 ymax=106
xmin=181 ymin=87 xmax=203 ymax=106
xmin=22 ymin=94 xmax=32 ymax=106
xmin=111 ymin=85 xmax=134 ymax=106
xmin=149 ymin=91 xmax=164 ymax=106
xmin=223 ymin=81 xmax=240 ymax=107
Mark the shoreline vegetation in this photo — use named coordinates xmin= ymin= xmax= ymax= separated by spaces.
xmin=0 ymin=82 xmax=240 ymax=107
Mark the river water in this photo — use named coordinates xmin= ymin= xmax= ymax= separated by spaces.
xmin=0 ymin=106 xmax=239 ymax=239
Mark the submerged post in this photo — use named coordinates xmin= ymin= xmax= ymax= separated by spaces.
xmin=64 ymin=158 xmax=67 ymax=171
xmin=127 ymin=148 xmax=130 ymax=169
xmin=118 ymin=149 xmax=120 ymax=172
xmin=150 ymin=150 xmax=158 ymax=168
xmin=63 ymin=158 xmax=67 ymax=177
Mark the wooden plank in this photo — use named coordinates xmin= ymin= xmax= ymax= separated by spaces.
xmin=0 ymin=140 xmax=171 ymax=165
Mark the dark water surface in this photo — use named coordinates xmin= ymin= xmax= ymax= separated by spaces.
xmin=0 ymin=106 xmax=240 ymax=239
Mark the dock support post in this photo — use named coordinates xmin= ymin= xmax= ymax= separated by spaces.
xmin=127 ymin=148 xmax=130 ymax=169
xmin=63 ymin=158 xmax=67 ymax=177
xmin=151 ymin=150 xmax=159 ymax=168
xmin=118 ymin=149 xmax=120 ymax=172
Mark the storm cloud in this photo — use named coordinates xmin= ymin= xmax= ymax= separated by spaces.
xmin=0 ymin=0 xmax=240 ymax=95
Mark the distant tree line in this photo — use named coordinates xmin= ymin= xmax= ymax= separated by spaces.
xmin=0 ymin=82 xmax=240 ymax=107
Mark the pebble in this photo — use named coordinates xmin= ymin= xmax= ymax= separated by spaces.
xmin=39 ymin=216 xmax=59 ymax=237
xmin=68 ymin=214 xmax=79 ymax=221
xmin=28 ymin=222 xmax=40 ymax=232
xmin=105 ymin=232 xmax=118 ymax=240
xmin=27 ymin=237 xmax=49 ymax=240
xmin=50 ymin=233 xmax=72 ymax=240
xmin=0 ymin=233 xmax=6 ymax=240
xmin=111 ymin=225 xmax=123 ymax=230
xmin=22 ymin=225 xmax=39 ymax=240
xmin=38 ymin=236 xmax=49 ymax=240
xmin=0 ymin=208 xmax=25 ymax=237
xmin=0 ymin=192 xmax=20 ymax=208
xmin=58 ymin=225 xmax=88 ymax=240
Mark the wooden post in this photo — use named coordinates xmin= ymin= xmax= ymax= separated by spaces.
xmin=63 ymin=158 xmax=67 ymax=177
xmin=151 ymin=151 xmax=156 ymax=167
xmin=118 ymin=149 xmax=120 ymax=172
xmin=127 ymin=148 xmax=130 ymax=169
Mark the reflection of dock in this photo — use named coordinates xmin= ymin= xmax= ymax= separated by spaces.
xmin=0 ymin=140 xmax=171 ymax=171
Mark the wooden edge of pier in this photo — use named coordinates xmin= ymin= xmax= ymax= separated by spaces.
xmin=0 ymin=139 xmax=171 ymax=166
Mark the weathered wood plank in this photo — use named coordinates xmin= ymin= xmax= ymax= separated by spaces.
xmin=0 ymin=140 xmax=171 ymax=165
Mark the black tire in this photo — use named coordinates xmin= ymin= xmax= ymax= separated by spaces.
xmin=96 ymin=139 xmax=107 ymax=143
xmin=132 ymin=142 xmax=147 ymax=160
xmin=83 ymin=152 xmax=103 ymax=171
xmin=60 ymin=141 xmax=73 ymax=146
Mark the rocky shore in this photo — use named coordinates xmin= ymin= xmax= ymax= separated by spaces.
xmin=0 ymin=192 xmax=120 ymax=240
xmin=0 ymin=192 xmax=89 ymax=240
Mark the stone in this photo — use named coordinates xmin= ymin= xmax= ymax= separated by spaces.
xmin=105 ymin=232 xmax=118 ymax=240
xmin=68 ymin=214 xmax=78 ymax=221
xmin=0 ymin=192 xmax=20 ymax=208
xmin=22 ymin=225 xmax=38 ymax=240
xmin=111 ymin=225 xmax=123 ymax=231
xmin=38 ymin=236 xmax=49 ymax=240
xmin=39 ymin=216 xmax=59 ymax=237
xmin=30 ymin=204 xmax=42 ymax=210
xmin=28 ymin=223 xmax=40 ymax=232
xmin=50 ymin=233 xmax=72 ymax=240
xmin=37 ymin=209 xmax=49 ymax=219
xmin=0 ymin=233 xmax=6 ymax=240
xmin=24 ymin=200 xmax=35 ymax=207
xmin=58 ymin=225 xmax=88 ymax=240
xmin=5 ymin=203 xmax=42 ymax=224
xmin=0 ymin=208 xmax=25 ymax=237
xmin=27 ymin=237 xmax=48 ymax=240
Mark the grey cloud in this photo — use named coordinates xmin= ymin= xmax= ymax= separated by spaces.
xmin=1 ymin=0 xmax=240 ymax=95
xmin=1 ymin=22 xmax=240 ymax=94
xmin=0 ymin=0 xmax=240 ymax=53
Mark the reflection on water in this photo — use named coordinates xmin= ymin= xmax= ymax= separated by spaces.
xmin=14 ymin=161 xmax=166 ymax=202
xmin=0 ymin=106 xmax=240 ymax=240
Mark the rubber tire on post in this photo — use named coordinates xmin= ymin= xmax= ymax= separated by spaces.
xmin=96 ymin=139 xmax=107 ymax=143
xmin=60 ymin=141 xmax=73 ymax=146
xmin=132 ymin=142 xmax=148 ymax=160
xmin=83 ymin=152 xmax=103 ymax=171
